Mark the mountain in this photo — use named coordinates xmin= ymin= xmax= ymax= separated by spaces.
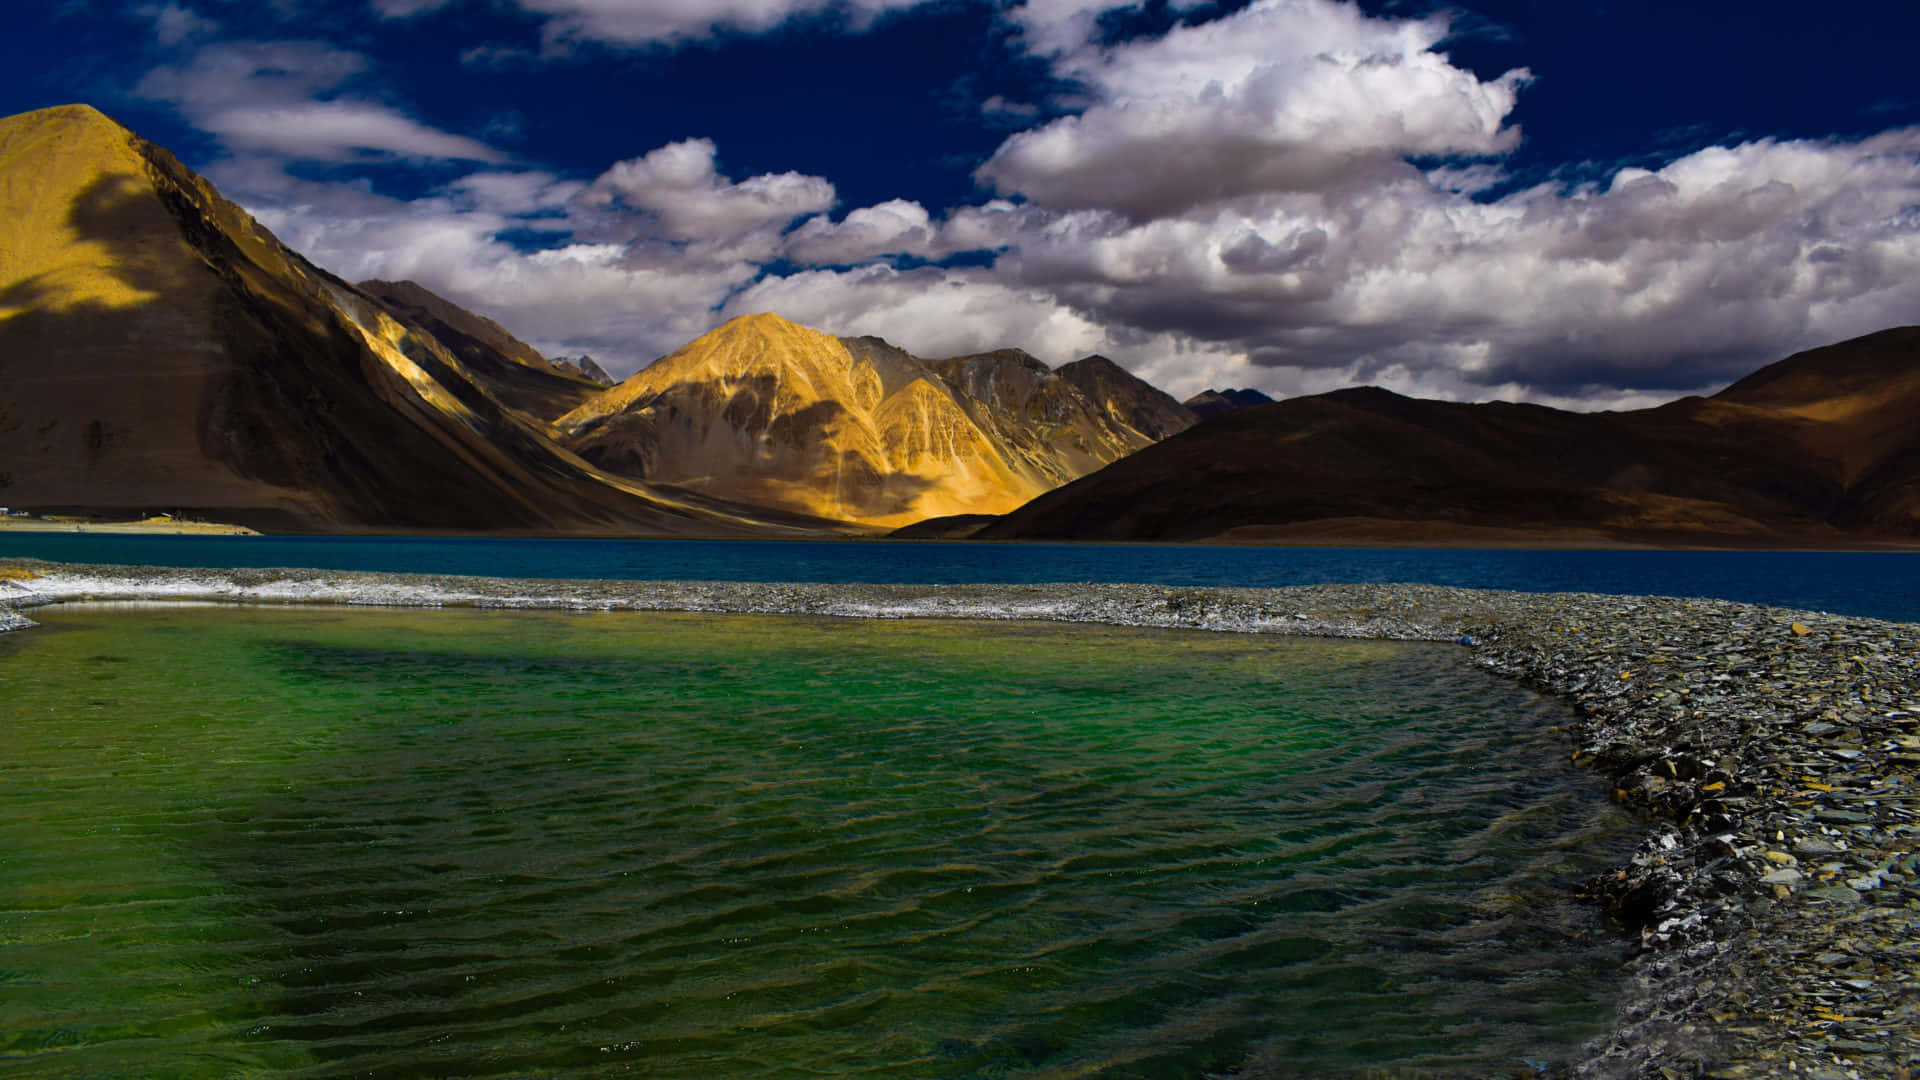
xmin=0 ymin=104 xmax=840 ymax=535
xmin=926 ymin=349 xmax=1195 ymax=487
xmin=551 ymin=354 xmax=614 ymax=386
xmin=556 ymin=314 xmax=1195 ymax=529
xmin=1055 ymin=354 xmax=1196 ymax=443
xmin=978 ymin=328 xmax=1920 ymax=545
xmin=357 ymin=279 xmax=606 ymax=422
xmin=1184 ymin=387 xmax=1275 ymax=419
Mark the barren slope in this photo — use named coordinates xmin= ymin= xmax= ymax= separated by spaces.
xmin=0 ymin=105 xmax=838 ymax=535
xmin=558 ymin=314 xmax=1040 ymax=528
xmin=559 ymin=315 xmax=1195 ymax=529
xmin=358 ymin=279 xmax=606 ymax=423
xmin=979 ymin=329 xmax=1920 ymax=545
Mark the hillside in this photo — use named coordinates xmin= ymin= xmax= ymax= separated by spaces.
xmin=558 ymin=314 xmax=1194 ymax=529
xmin=978 ymin=329 xmax=1920 ymax=545
xmin=358 ymin=279 xmax=607 ymax=423
xmin=0 ymin=104 xmax=840 ymax=535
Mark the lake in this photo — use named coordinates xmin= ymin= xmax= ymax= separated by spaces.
xmin=0 ymin=605 xmax=1637 ymax=1078
xmin=2 ymin=533 xmax=1916 ymax=621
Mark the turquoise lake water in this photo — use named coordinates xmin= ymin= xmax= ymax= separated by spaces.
xmin=2 ymin=533 xmax=1915 ymax=621
xmin=0 ymin=605 xmax=1637 ymax=1078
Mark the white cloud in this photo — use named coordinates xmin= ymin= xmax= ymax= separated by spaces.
xmin=782 ymin=199 xmax=938 ymax=265
xmin=144 ymin=0 xmax=1920 ymax=410
xmin=247 ymin=123 xmax=1920 ymax=403
xmin=980 ymin=0 xmax=1527 ymax=217
xmin=137 ymin=3 xmax=219 ymax=45
xmin=204 ymin=102 xmax=504 ymax=162
xmin=494 ymin=0 xmax=940 ymax=48
xmin=725 ymin=263 xmax=1118 ymax=362
xmin=575 ymin=138 xmax=836 ymax=264
xmin=215 ymin=137 xmax=840 ymax=375
xmin=1424 ymin=163 xmax=1507 ymax=195
xmin=136 ymin=41 xmax=503 ymax=163
xmin=243 ymin=173 xmax=770 ymax=374
xmin=977 ymin=129 xmax=1920 ymax=399
xmin=1003 ymin=0 xmax=1203 ymax=60
xmin=580 ymin=138 xmax=834 ymax=237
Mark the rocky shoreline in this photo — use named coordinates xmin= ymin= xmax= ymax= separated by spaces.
xmin=2 ymin=559 xmax=1915 ymax=1079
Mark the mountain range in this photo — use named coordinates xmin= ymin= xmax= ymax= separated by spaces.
xmin=976 ymin=327 xmax=1920 ymax=545
xmin=556 ymin=315 xmax=1191 ymax=529
xmin=3 ymin=104 xmax=1916 ymax=546
xmin=0 ymin=104 xmax=1182 ymax=534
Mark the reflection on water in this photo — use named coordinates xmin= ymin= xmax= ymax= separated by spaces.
xmin=0 ymin=606 xmax=1637 ymax=1078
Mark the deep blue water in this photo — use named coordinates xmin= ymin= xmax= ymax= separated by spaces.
xmin=4 ymin=533 xmax=1917 ymax=623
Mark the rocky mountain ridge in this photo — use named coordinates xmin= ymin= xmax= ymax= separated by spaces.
xmin=977 ymin=326 xmax=1920 ymax=545
xmin=0 ymin=104 xmax=843 ymax=535
xmin=557 ymin=314 xmax=1194 ymax=529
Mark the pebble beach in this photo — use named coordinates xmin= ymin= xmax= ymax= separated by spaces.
xmin=3 ymin=559 xmax=1916 ymax=1079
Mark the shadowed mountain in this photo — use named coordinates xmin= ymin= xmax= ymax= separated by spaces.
xmin=357 ymin=279 xmax=606 ymax=423
xmin=978 ymin=328 xmax=1920 ymax=545
xmin=0 ymin=104 xmax=842 ymax=535
xmin=558 ymin=314 xmax=1195 ymax=529
xmin=1184 ymin=387 xmax=1275 ymax=419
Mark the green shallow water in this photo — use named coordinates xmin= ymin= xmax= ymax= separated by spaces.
xmin=0 ymin=605 xmax=1636 ymax=1079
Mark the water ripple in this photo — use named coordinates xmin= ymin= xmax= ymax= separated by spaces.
xmin=0 ymin=607 xmax=1638 ymax=1079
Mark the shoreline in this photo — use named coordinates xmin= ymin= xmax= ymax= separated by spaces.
xmin=6 ymin=513 xmax=1920 ymax=551
xmin=0 ymin=515 xmax=259 ymax=535
xmin=3 ymin=560 xmax=1915 ymax=1078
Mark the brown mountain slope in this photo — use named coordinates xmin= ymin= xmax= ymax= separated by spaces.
xmin=1710 ymin=326 xmax=1920 ymax=529
xmin=558 ymin=315 xmax=1196 ymax=529
xmin=1055 ymin=354 xmax=1195 ymax=443
xmin=358 ymin=279 xmax=606 ymax=423
xmin=558 ymin=314 xmax=1039 ymax=529
xmin=0 ymin=104 xmax=840 ymax=535
xmin=978 ymin=329 xmax=1920 ymax=545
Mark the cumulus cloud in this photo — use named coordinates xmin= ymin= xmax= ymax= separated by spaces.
xmin=137 ymin=41 xmax=503 ymax=163
xmin=243 ymin=173 xmax=773 ymax=373
xmin=580 ymin=139 xmax=834 ymax=237
xmin=981 ymin=0 xmax=1527 ymax=217
xmin=726 ymin=263 xmax=1119 ymax=362
xmin=782 ymin=199 xmax=938 ymax=265
xmin=977 ymin=129 xmax=1920 ymax=399
xmin=149 ymin=0 xmax=1920 ymax=409
xmin=219 ymin=137 xmax=843 ymax=374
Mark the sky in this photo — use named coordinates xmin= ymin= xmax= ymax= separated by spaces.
xmin=6 ymin=0 xmax=1919 ymax=408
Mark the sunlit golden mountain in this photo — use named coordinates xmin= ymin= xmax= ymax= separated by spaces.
xmin=0 ymin=104 xmax=841 ymax=535
xmin=557 ymin=313 xmax=1195 ymax=529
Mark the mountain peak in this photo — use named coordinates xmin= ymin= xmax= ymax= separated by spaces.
xmin=1058 ymin=353 xmax=1123 ymax=376
xmin=3 ymin=103 xmax=127 ymax=138
xmin=711 ymin=311 xmax=810 ymax=337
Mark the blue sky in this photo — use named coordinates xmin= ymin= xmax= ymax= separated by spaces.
xmin=7 ymin=0 xmax=1919 ymax=406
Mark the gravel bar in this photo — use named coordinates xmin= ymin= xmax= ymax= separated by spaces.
xmin=3 ymin=558 xmax=1916 ymax=1080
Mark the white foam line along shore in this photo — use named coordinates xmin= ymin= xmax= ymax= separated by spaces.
xmin=3 ymin=559 xmax=1916 ymax=1079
